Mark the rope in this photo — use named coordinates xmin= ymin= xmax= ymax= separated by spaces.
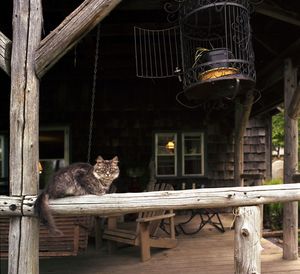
xmin=87 ymin=24 xmax=101 ymax=163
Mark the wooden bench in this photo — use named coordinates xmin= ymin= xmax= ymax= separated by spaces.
xmin=0 ymin=215 xmax=91 ymax=257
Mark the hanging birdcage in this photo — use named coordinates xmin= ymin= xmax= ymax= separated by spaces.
xmin=134 ymin=0 xmax=256 ymax=102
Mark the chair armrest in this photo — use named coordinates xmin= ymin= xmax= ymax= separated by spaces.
xmin=136 ymin=213 xmax=175 ymax=223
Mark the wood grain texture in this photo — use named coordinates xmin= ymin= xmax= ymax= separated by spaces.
xmin=283 ymin=58 xmax=299 ymax=260
xmin=234 ymin=91 xmax=254 ymax=186
xmin=234 ymin=206 xmax=262 ymax=274
xmin=2 ymin=183 xmax=300 ymax=217
xmin=9 ymin=0 xmax=42 ymax=273
xmin=287 ymin=84 xmax=300 ymax=119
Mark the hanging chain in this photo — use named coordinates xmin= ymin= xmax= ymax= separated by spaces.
xmin=87 ymin=24 xmax=101 ymax=163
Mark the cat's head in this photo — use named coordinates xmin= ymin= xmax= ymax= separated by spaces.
xmin=93 ymin=156 xmax=120 ymax=183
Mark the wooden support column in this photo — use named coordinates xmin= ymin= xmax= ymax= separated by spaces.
xmin=288 ymin=83 xmax=300 ymax=119
xmin=234 ymin=90 xmax=254 ymax=186
xmin=8 ymin=1 xmax=42 ymax=273
xmin=283 ymin=58 xmax=298 ymax=260
xmin=234 ymin=206 xmax=262 ymax=274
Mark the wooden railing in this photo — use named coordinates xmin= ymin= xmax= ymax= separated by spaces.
xmin=1 ymin=183 xmax=300 ymax=273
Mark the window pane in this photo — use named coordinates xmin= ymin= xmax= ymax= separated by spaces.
xmin=183 ymin=133 xmax=203 ymax=175
xmin=157 ymin=134 xmax=176 ymax=155
xmin=157 ymin=156 xmax=175 ymax=175
xmin=155 ymin=133 xmax=176 ymax=176
xmin=184 ymin=156 xmax=202 ymax=175
xmin=184 ymin=135 xmax=202 ymax=155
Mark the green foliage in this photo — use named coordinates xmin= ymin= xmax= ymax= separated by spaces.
xmin=272 ymin=112 xmax=284 ymax=158
xmin=263 ymin=179 xmax=283 ymax=230
xmin=264 ymin=178 xmax=283 ymax=186
xmin=272 ymin=111 xmax=300 ymax=160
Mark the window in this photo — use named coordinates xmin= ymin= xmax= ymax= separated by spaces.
xmin=39 ymin=126 xmax=70 ymax=189
xmin=155 ymin=133 xmax=177 ymax=176
xmin=182 ymin=133 xmax=204 ymax=176
xmin=155 ymin=132 xmax=204 ymax=177
xmin=0 ymin=127 xmax=70 ymax=193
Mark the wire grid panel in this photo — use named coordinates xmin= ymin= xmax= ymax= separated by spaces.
xmin=134 ymin=26 xmax=182 ymax=78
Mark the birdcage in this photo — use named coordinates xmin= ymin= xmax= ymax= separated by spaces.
xmin=134 ymin=0 xmax=256 ymax=102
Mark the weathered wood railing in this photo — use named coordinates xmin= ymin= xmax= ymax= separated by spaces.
xmin=1 ymin=183 xmax=300 ymax=273
xmin=2 ymin=183 xmax=300 ymax=217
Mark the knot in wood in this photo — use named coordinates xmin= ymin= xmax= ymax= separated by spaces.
xmin=9 ymin=204 xmax=17 ymax=211
xmin=227 ymin=194 xmax=233 ymax=199
xmin=241 ymin=227 xmax=249 ymax=237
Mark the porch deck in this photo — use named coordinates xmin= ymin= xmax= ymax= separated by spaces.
xmin=1 ymin=213 xmax=300 ymax=274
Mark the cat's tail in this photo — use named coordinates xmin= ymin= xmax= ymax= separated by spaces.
xmin=35 ymin=192 xmax=63 ymax=236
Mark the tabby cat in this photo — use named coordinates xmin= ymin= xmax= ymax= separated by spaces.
xmin=35 ymin=156 xmax=119 ymax=235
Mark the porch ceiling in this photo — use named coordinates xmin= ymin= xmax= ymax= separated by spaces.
xmin=0 ymin=0 xmax=299 ymax=117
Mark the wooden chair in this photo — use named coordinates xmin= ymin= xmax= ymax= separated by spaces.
xmin=102 ymin=183 xmax=178 ymax=262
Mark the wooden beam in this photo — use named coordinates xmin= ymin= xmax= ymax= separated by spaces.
xmin=288 ymin=83 xmax=300 ymax=119
xmin=9 ymin=0 xmax=42 ymax=273
xmin=35 ymin=0 xmax=122 ymax=78
xmin=0 ymin=31 xmax=12 ymax=75
xmin=234 ymin=206 xmax=262 ymax=274
xmin=234 ymin=90 xmax=254 ymax=186
xmin=3 ymin=183 xmax=300 ymax=217
xmin=255 ymin=2 xmax=300 ymax=27
xmin=283 ymin=58 xmax=298 ymax=260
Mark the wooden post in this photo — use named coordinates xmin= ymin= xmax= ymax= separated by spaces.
xmin=283 ymin=58 xmax=298 ymax=260
xmin=234 ymin=90 xmax=254 ymax=186
xmin=234 ymin=206 xmax=262 ymax=274
xmin=139 ymin=222 xmax=151 ymax=262
xmin=8 ymin=1 xmax=42 ymax=273
xmin=288 ymin=84 xmax=300 ymax=119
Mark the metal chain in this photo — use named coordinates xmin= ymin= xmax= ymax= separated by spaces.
xmin=87 ymin=24 xmax=101 ymax=163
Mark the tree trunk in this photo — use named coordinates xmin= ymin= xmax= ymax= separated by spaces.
xmin=234 ymin=91 xmax=254 ymax=186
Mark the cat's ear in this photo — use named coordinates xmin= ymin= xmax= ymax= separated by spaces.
xmin=112 ymin=156 xmax=119 ymax=163
xmin=96 ymin=156 xmax=104 ymax=163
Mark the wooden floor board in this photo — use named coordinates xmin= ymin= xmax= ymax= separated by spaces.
xmin=1 ymin=213 xmax=300 ymax=274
